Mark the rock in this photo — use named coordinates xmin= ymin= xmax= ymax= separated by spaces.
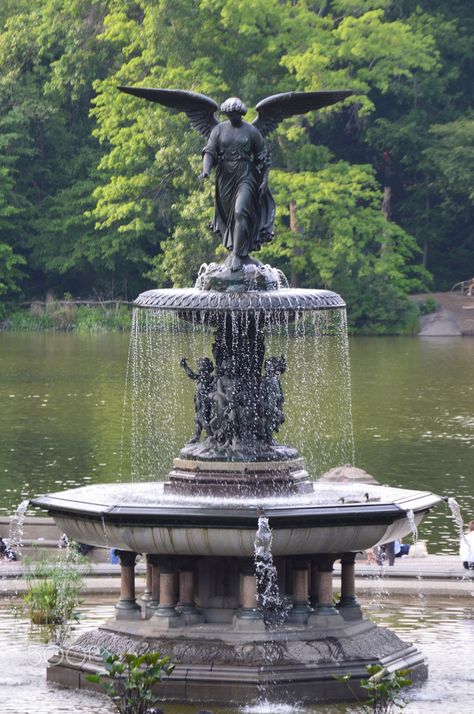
xmin=318 ymin=464 xmax=379 ymax=485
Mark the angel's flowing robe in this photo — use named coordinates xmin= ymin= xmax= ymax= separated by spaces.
xmin=203 ymin=121 xmax=275 ymax=257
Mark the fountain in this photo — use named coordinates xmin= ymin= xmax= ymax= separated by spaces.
xmin=31 ymin=86 xmax=443 ymax=705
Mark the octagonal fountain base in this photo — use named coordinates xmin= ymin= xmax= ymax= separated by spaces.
xmin=32 ymin=478 xmax=440 ymax=705
xmin=47 ymin=615 xmax=427 ymax=704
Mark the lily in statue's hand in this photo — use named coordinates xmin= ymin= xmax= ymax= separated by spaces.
xmin=259 ymin=178 xmax=268 ymax=197
xmin=180 ymin=357 xmax=188 ymax=367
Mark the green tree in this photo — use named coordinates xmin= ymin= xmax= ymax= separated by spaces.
xmin=90 ymin=0 xmax=436 ymax=309
xmin=0 ymin=0 xmax=472 ymax=323
xmin=0 ymin=124 xmax=26 ymax=298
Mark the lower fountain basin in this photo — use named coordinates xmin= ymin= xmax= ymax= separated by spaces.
xmin=32 ymin=482 xmax=442 ymax=557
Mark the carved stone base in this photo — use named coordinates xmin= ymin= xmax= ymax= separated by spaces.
xmin=165 ymin=456 xmax=312 ymax=496
xmin=46 ymin=618 xmax=428 ymax=705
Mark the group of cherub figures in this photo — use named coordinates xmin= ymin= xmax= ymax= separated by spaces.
xmin=180 ymin=351 xmax=286 ymax=449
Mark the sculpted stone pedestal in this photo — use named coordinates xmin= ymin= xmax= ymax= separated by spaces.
xmin=47 ymin=614 xmax=427 ymax=704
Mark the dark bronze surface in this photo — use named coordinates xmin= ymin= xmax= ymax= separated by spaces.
xmin=119 ymin=86 xmax=352 ymax=270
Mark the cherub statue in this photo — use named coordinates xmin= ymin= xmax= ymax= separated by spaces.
xmin=180 ymin=356 xmax=214 ymax=443
xmin=208 ymin=357 xmax=237 ymax=446
xmin=119 ymin=87 xmax=351 ymax=271
xmin=260 ymin=355 xmax=287 ymax=443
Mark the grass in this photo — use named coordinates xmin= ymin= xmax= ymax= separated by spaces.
xmin=1 ymin=297 xmax=132 ymax=332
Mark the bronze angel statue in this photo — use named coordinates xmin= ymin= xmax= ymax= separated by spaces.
xmin=119 ymin=86 xmax=352 ymax=272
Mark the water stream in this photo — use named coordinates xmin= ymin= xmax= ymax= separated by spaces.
xmin=4 ymin=499 xmax=29 ymax=559
xmin=406 ymin=508 xmax=419 ymax=544
xmin=447 ymin=497 xmax=470 ymax=551
xmin=254 ymin=515 xmax=288 ymax=626
xmin=127 ymin=307 xmax=354 ymax=482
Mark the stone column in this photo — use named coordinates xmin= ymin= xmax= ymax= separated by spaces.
xmin=308 ymin=555 xmax=344 ymax=627
xmin=143 ymin=554 xmax=160 ymax=618
xmin=288 ymin=559 xmax=310 ymax=623
xmin=177 ymin=558 xmax=203 ymax=624
xmin=336 ymin=552 xmax=362 ymax=621
xmin=141 ymin=558 xmax=153 ymax=603
xmin=234 ymin=559 xmax=265 ymax=631
xmin=309 ymin=560 xmax=321 ymax=608
xmin=115 ymin=550 xmax=141 ymax=620
xmin=151 ymin=557 xmax=182 ymax=630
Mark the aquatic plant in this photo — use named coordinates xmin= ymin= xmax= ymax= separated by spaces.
xmin=87 ymin=648 xmax=174 ymax=714
xmin=21 ymin=548 xmax=86 ymax=635
xmin=337 ymin=665 xmax=411 ymax=712
xmin=360 ymin=664 xmax=411 ymax=712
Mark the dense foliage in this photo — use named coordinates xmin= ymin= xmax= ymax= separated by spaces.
xmin=0 ymin=1 xmax=472 ymax=329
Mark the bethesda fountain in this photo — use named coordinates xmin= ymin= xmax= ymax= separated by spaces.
xmin=32 ymin=87 xmax=442 ymax=705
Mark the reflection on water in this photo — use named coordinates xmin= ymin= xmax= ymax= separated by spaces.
xmin=370 ymin=600 xmax=474 ymax=713
xmin=0 ymin=598 xmax=473 ymax=713
xmin=1 ymin=334 xmax=474 ymax=552
xmin=350 ymin=337 xmax=474 ymax=555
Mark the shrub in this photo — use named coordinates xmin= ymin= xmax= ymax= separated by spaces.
xmin=340 ymin=276 xmax=421 ymax=335
xmin=417 ymin=297 xmax=438 ymax=315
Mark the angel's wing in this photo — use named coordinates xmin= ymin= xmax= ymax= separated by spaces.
xmin=253 ymin=90 xmax=353 ymax=138
xmin=118 ymin=86 xmax=219 ymax=139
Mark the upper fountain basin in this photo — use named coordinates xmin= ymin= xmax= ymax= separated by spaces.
xmin=134 ymin=287 xmax=345 ymax=313
xmin=31 ymin=482 xmax=443 ymax=557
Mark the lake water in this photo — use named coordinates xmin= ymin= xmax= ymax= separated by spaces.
xmin=1 ymin=332 xmax=474 ymax=712
xmin=0 ymin=332 xmax=473 ymax=551
xmin=1 ymin=596 xmax=473 ymax=713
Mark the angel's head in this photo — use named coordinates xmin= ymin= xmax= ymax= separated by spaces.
xmin=220 ymin=97 xmax=247 ymax=118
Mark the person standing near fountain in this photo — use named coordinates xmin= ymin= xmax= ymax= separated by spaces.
xmin=460 ymin=520 xmax=474 ymax=569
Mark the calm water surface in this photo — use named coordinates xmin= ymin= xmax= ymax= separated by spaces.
xmin=0 ymin=332 xmax=473 ymax=551
xmin=0 ymin=597 xmax=472 ymax=713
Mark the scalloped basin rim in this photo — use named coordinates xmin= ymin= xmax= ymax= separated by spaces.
xmin=133 ymin=287 xmax=346 ymax=311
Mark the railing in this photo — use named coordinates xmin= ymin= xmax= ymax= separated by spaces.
xmin=19 ymin=299 xmax=133 ymax=307
xmin=450 ymin=280 xmax=474 ymax=295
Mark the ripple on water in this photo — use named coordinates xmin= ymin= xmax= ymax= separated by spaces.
xmin=0 ymin=603 xmax=115 ymax=714
xmin=242 ymin=702 xmax=307 ymax=714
